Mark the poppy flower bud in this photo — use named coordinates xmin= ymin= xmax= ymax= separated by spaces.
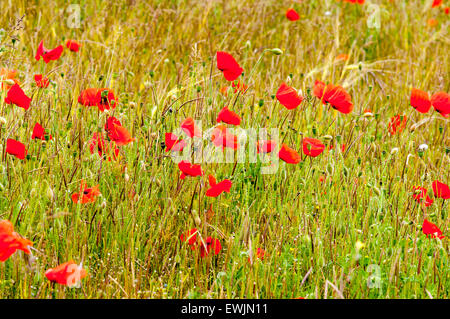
xmin=193 ymin=211 xmax=201 ymax=226
xmin=101 ymin=201 xmax=107 ymax=209
xmin=363 ymin=112 xmax=374 ymax=118
xmin=46 ymin=186 xmax=54 ymax=201
xmin=0 ymin=116 xmax=6 ymax=125
xmin=5 ymin=79 xmax=15 ymax=86
xmin=322 ymin=135 xmax=333 ymax=141
xmin=418 ymin=144 xmax=428 ymax=152
xmin=129 ymin=102 xmax=136 ymax=108
xmin=390 ymin=147 xmax=399 ymax=155
xmin=269 ymin=48 xmax=283 ymax=55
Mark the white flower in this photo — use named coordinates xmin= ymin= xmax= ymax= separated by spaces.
xmin=418 ymin=144 xmax=428 ymax=152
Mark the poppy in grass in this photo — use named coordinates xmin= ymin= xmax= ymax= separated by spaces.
xmin=89 ymin=132 xmax=119 ymax=160
xmin=410 ymin=88 xmax=431 ymax=113
xmin=178 ymin=161 xmax=204 ymax=180
xmin=432 ymin=180 xmax=450 ymax=199
xmin=200 ymin=237 xmax=222 ymax=258
xmin=4 ymin=84 xmax=31 ymax=110
xmin=422 ymin=219 xmax=444 ymax=240
xmin=412 ymin=186 xmax=434 ymax=207
xmin=278 ymin=143 xmax=301 ymax=164
xmin=343 ymin=0 xmax=365 ymax=4
xmin=165 ymin=133 xmax=186 ymax=152
xmin=313 ymin=80 xmax=326 ymax=100
xmin=180 ymin=228 xmax=198 ymax=248
xmin=430 ymin=92 xmax=450 ymax=118
xmin=104 ymin=116 xmax=135 ymax=146
xmin=181 ymin=117 xmax=202 ymax=138
xmin=66 ymin=40 xmax=82 ymax=52
xmin=216 ymin=106 xmax=241 ymax=126
xmin=96 ymin=88 xmax=117 ymax=111
xmin=336 ymin=53 xmax=349 ymax=61
xmin=0 ymin=68 xmax=20 ymax=90
xmin=286 ymin=8 xmax=300 ymax=21
xmin=432 ymin=0 xmax=443 ymax=8
xmin=0 ymin=220 xmax=32 ymax=262
xmin=35 ymin=40 xmax=63 ymax=63
xmin=257 ymin=140 xmax=276 ymax=153
xmin=303 ymin=138 xmax=325 ymax=157
xmin=276 ymin=82 xmax=303 ymax=110
xmin=32 ymin=123 xmax=52 ymax=140
xmin=71 ymin=180 xmax=101 ymax=204
xmin=78 ymin=88 xmax=100 ymax=106
xmin=216 ymin=51 xmax=243 ymax=82
xmin=232 ymin=80 xmax=248 ymax=94
xmin=211 ymin=125 xmax=239 ymax=150
xmin=322 ymin=84 xmax=354 ymax=114
xmin=6 ymin=139 xmax=27 ymax=159
xmin=444 ymin=7 xmax=449 ymax=14
xmin=34 ymin=74 xmax=50 ymax=88
xmin=206 ymin=174 xmax=232 ymax=197
xmin=45 ymin=260 xmax=87 ymax=286
xmin=388 ymin=115 xmax=407 ymax=135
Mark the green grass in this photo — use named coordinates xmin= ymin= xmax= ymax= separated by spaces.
xmin=0 ymin=0 xmax=448 ymax=298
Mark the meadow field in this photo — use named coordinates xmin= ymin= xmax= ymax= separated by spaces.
xmin=0 ymin=0 xmax=448 ymax=299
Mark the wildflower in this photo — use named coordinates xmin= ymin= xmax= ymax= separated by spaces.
xmin=432 ymin=180 xmax=450 ymax=199
xmin=6 ymin=139 xmax=27 ymax=159
xmin=4 ymin=84 xmax=31 ymax=110
xmin=276 ymin=82 xmax=304 ymax=109
xmin=412 ymin=186 xmax=433 ymax=207
xmin=216 ymin=106 xmax=241 ymax=126
xmin=35 ymin=40 xmax=64 ymax=63
xmin=388 ymin=115 xmax=407 ymax=135
xmin=178 ymin=161 xmax=204 ymax=180
xmin=34 ymin=74 xmax=50 ymax=88
xmin=0 ymin=220 xmax=33 ymax=262
xmin=257 ymin=140 xmax=276 ymax=153
xmin=165 ymin=133 xmax=186 ymax=152
xmin=32 ymin=123 xmax=52 ymax=140
xmin=0 ymin=68 xmax=20 ymax=90
xmin=181 ymin=117 xmax=202 ymax=138
xmin=211 ymin=125 xmax=239 ymax=150
xmin=200 ymin=237 xmax=222 ymax=258
xmin=278 ymin=143 xmax=301 ymax=164
xmin=71 ymin=180 xmax=101 ymax=204
xmin=45 ymin=261 xmax=87 ymax=286
xmin=206 ymin=175 xmax=232 ymax=197
xmin=286 ymin=8 xmax=300 ymax=21
xmin=322 ymin=84 xmax=354 ymax=114
xmin=430 ymin=92 xmax=449 ymax=118
xmin=303 ymin=138 xmax=325 ymax=157
xmin=89 ymin=132 xmax=119 ymax=160
xmin=66 ymin=39 xmax=82 ymax=52
xmin=180 ymin=228 xmax=198 ymax=248
xmin=410 ymin=88 xmax=431 ymax=113
xmin=104 ymin=117 xmax=135 ymax=146
xmin=422 ymin=219 xmax=444 ymax=240
xmin=216 ymin=51 xmax=243 ymax=81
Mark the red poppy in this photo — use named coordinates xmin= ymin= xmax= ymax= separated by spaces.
xmin=96 ymin=88 xmax=117 ymax=112
xmin=286 ymin=8 xmax=300 ymax=21
xmin=71 ymin=180 xmax=101 ymax=204
xmin=336 ymin=53 xmax=349 ymax=61
xmin=248 ymin=248 xmax=266 ymax=263
xmin=313 ymin=80 xmax=326 ymax=100
xmin=200 ymin=237 xmax=222 ymax=258
xmin=430 ymin=92 xmax=450 ymax=118
xmin=206 ymin=174 xmax=232 ymax=197
xmin=178 ymin=161 xmax=204 ymax=180
xmin=232 ymin=80 xmax=248 ymax=94
xmin=388 ymin=115 xmax=407 ymax=135
xmin=410 ymin=88 xmax=431 ymax=113
xmin=432 ymin=0 xmax=443 ymax=8
xmin=432 ymin=180 xmax=450 ymax=199
xmin=216 ymin=106 xmax=241 ymax=126
xmin=276 ymin=82 xmax=303 ymax=110
xmin=66 ymin=40 xmax=82 ymax=52
xmin=35 ymin=40 xmax=64 ymax=63
xmin=328 ymin=143 xmax=346 ymax=153
xmin=303 ymin=138 xmax=325 ymax=157
xmin=104 ymin=117 xmax=135 ymax=146
xmin=45 ymin=260 xmax=87 ymax=286
xmin=181 ymin=117 xmax=202 ymax=138
xmin=78 ymin=88 xmax=99 ymax=106
xmin=0 ymin=219 xmax=33 ymax=262
xmin=6 ymin=139 xmax=27 ymax=159
xmin=211 ymin=125 xmax=239 ymax=150
xmin=343 ymin=0 xmax=365 ymax=4
xmin=180 ymin=228 xmax=198 ymax=247
xmin=278 ymin=143 xmax=301 ymax=164
xmin=89 ymin=132 xmax=119 ymax=160
xmin=34 ymin=74 xmax=50 ymax=88
xmin=32 ymin=123 xmax=52 ymax=140
xmin=322 ymin=84 xmax=354 ymax=114
xmin=412 ymin=186 xmax=434 ymax=207
xmin=4 ymin=84 xmax=31 ymax=110
xmin=165 ymin=133 xmax=186 ymax=152
xmin=422 ymin=219 xmax=444 ymax=240
xmin=257 ymin=140 xmax=276 ymax=153
xmin=216 ymin=51 xmax=243 ymax=82
xmin=444 ymin=7 xmax=450 ymax=14
xmin=0 ymin=68 xmax=20 ymax=90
